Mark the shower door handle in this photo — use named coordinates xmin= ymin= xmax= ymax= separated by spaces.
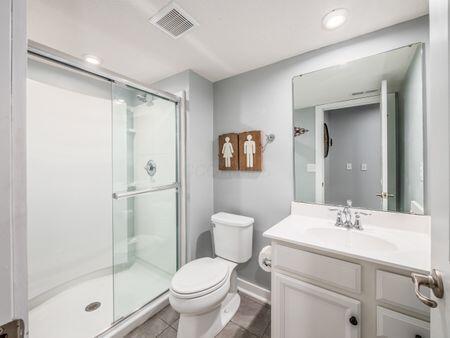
xmin=112 ymin=182 xmax=180 ymax=199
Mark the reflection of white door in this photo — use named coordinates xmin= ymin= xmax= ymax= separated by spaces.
xmin=380 ymin=81 xmax=398 ymax=212
xmin=380 ymin=80 xmax=388 ymax=211
xmin=314 ymin=107 xmax=325 ymax=203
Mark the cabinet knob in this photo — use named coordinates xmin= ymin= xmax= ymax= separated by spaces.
xmin=349 ymin=316 xmax=358 ymax=326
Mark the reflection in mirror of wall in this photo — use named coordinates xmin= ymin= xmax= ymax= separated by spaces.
xmin=293 ymin=43 xmax=425 ymax=214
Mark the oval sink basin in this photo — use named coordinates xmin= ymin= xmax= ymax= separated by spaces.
xmin=304 ymin=227 xmax=397 ymax=252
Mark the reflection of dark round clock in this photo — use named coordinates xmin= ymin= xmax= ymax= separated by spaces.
xmin=324 ymin=123 xmax=332 ymax=158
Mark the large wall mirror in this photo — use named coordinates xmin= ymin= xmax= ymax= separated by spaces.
xmin=293 ymin=43 xmax=426 ymax=214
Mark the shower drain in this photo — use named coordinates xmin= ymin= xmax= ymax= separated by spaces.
xmin=85 ymin=302 xmax=101 ymax=312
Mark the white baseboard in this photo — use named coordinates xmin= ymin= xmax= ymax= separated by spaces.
xmin=237 ymin=277 xmax=271 ymax=305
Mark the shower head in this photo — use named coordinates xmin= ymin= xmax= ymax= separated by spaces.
xmin=136 ymin=94 xmax=147 ymax=103
xmin=136 ymin=93 xmax=154 ymax=106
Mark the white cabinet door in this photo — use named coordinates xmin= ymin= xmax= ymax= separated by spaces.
xmin=377 ymin=307 xmax=430 ymax=338
xmin=273 ymin=272 xmax=361 ymax=338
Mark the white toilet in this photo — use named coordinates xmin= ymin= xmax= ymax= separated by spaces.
xmin=169 ymin=212 xmax=254 ymax=338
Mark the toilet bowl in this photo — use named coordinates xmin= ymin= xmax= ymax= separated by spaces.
xmin=169 ymin=212 xmax=254 ymax=338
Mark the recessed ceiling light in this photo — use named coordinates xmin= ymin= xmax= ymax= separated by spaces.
xmin=322 ymin=9 xmax=348 ymax=30
xmin=83 ymin=54 xmax=102 ymax=65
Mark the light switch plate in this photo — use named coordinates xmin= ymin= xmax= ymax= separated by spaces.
xmin=346 ymin=163 xmax=352 ymax=170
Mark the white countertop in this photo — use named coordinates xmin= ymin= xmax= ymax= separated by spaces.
xmin=263 ymin=203 xmax=431 ymax=273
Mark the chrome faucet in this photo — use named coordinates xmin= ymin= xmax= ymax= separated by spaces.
xmin=329 ymin=200 xmax=370 ymax=230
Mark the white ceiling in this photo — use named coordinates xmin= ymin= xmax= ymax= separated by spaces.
xmin=28 ymin=0 xmax=428 ymax=85
xmin=293 ymin=44 xmax=421 ymax=109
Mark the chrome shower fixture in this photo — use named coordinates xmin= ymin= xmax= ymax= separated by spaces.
xmin=136 ymin=93 xmax=148 ymax=102
xmin=136 ymin=93 xmax=154 ymax=106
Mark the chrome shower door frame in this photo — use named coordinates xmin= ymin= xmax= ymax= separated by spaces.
xmin=27 ymin=40 xmax=187 ymax=335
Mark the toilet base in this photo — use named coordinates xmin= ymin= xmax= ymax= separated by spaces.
xmin=177 ymin=292 xmax=241 ymax=338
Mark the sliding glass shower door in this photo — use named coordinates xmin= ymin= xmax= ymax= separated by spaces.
xmin=27 ymin=52 xmax=181 ymax=338
xmin=112 ymin=84 xmax=179 ymax=321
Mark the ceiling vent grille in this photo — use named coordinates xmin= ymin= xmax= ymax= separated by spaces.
xmin=150 ymin=3 xmax=198 ymax=39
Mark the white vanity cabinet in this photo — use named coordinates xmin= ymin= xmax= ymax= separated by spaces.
xmin=273 ymin=272 xmax=361 ymax=338
xmin=377 ymin=307 xmax=430 ymax=338
xmin=270 ymin=241 xmax=430 ymax=338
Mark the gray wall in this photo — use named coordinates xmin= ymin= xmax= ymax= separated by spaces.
xmin=213 ymin=16 xmax=429 ymax=290
xmin=324 ymin=104 xmax=381 ymax=210
xmin=153 ymin=70 xmax=214 ymax=262
xmin=294 ymin=107 xmax=315 ymax=202
xmin=398 ymin=46 xmax=425 ymax=213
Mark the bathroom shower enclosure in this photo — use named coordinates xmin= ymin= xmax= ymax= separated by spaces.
xmin=26 ymin=43 xmax=185 ymax=338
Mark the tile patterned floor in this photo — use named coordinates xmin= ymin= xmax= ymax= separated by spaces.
xmin=125 ymin=293 xmax=271 ymax=338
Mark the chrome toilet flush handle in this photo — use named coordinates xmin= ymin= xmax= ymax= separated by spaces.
xmin=411 ymin=269 xmax=444 ymax=308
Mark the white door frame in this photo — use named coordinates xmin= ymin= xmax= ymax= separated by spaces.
xmin=314 ymin=96 xmax=380 ymax=204
xmin=0 ymin=0 xmax=28 ymax=332
xmin=429 ymin=0 xmax=450 ymax=336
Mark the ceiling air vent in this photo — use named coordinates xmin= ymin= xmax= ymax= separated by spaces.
xmin=150 ymin=3 xmax=198 ymax=39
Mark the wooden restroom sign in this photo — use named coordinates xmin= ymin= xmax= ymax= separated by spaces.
xmin=219 ymin=133 xmax=239 ymax=170
xmin=239 ymin=130 xmax=262 ymax=171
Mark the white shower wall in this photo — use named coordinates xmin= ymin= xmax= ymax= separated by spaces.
xmin=132 ymin=100 xmax=177 ymax=275
xmin=27 ymin=78 xmax=112 ymax=300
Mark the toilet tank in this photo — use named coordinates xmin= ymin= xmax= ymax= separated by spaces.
xmin=211 ymin=212 xmax=254 ymax=263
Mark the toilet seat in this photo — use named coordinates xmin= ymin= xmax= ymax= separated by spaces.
xmin=170 ymin=257 xmax=229 ymax=299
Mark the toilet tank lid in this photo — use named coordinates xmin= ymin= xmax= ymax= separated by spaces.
xmin=211 ymin=212 xmax=254 ymax=227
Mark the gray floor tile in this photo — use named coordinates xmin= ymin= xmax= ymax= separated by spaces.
xmin=125 ymin=317 xmax=169 ymax=338
xmin=157 ymin=326 xmax=177 ymax=338
xmin=158 ymin=305 xmax=180 ymax=325
xmin=216 ymin=322 xmax=258 ymax=338
xmin=170 ymin=319 xmax=179 ymax=330
xmin=231 ymin=295 xmax=271 ymax=336
xmin=128 ymin=293 xmax=270 ymax=338
xmin=262 ymin=323 xmax=271 ymax=338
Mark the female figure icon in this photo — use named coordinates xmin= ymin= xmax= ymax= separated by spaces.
xmin=222 ymin=136 xmax=234 ymax=167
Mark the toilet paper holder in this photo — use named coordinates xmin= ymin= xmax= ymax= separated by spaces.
xmin=258 ymin=245 xmax=272 ymax=272
xmin=263 ymin=257 xmax=272 ymax=267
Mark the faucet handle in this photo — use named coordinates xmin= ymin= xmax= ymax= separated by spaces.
xmin=353 ymin=211 xmax=371 ymax=230
xmin=346 ymin=200 xmax=353 ymax=207
xmin=353 ymin=214 xmax=362 ymax=230
xmin=329 ymin=208 xmax=343 ymax=217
